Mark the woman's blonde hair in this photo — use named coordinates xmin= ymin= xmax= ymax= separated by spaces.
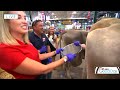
xmin=0 ymin=11 xmax=30 ymax=45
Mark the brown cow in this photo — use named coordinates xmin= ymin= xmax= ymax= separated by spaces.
xmin=86 ymin=18 xmax=120 ymax=79
xmin=90 ymin=18 xmax=120 ymax=31
xmin=56 ymin=30 xmax=88 ymax=79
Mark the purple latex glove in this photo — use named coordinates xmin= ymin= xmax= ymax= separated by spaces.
xmin=74 ymin=41 xmax=81 ymax=46
xmin=40 ymin=46 xmax=47 ymax=53
xmin=56 ymin=48 xmax=64 ymax=54
xmin=66 ymin=53 xmax=76 ymax=62
xmin=48 ymin=57 xmax=52 ymax=63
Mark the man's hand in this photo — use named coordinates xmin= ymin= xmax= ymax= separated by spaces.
xmin=40 ymin=46 xmax=47 ymax=53
xmin=56 ymin=48 xmax=64 ymax=54
xmin=81 ymin=44 xmax=86 ymax=49
xmin=74 ymin=41 xmax=81 ymax=46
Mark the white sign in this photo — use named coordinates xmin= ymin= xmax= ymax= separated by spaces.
xmin=4 ymin=14 xmax=18 ymax=19
xmin=95 ymin=67 xmax=120 ymax=74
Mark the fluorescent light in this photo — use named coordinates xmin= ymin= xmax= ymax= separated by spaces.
xmin=52 ymin=13 xmax=55 ymax=15
xmin=72 ymin=11 xmax=77 ymax=14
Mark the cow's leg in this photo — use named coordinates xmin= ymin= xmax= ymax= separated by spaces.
xmin=64 ymin=63 xmax=73 ymax=79
xmin=81 ymin=59 xmax=87 ymax=79
xmin=62 ymin=63 xmax=67 ymax=78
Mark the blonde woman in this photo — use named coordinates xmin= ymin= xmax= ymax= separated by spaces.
xmin=47 ymin=26 xmax=58 ymax=49
xmin=46 ymin=26 xmax=58 ymax=62
xmin=0 ymin=11 xmax=76 ymax=79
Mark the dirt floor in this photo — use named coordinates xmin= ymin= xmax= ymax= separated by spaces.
xmin=51 ymin=54 xmax=86 ymax=79
xmin=51 ymin=66 xmax=84 ymax=79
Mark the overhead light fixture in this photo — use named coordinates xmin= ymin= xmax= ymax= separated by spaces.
xmin=72 ymin=11 xmax=77 ymax=14
xmin=52 ymin=13 xmax=55 ymax=15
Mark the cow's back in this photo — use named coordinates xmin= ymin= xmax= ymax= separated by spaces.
xmin=90 ymin=18 xmax=120 ymax=31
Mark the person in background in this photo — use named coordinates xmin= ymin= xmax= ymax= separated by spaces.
xmin=46 ymin=26 xmax=58 ymax=62
xmin=47 ymin=26 xmax=58 ymax=49
xmin=0 ymin=11 xmax=77 ymax=79
xmin=55 ymin=31 xmax=60 ymax=39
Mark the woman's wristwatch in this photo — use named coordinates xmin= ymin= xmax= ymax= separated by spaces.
xmin=63 ymin=56 xmax=68 ymax=62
